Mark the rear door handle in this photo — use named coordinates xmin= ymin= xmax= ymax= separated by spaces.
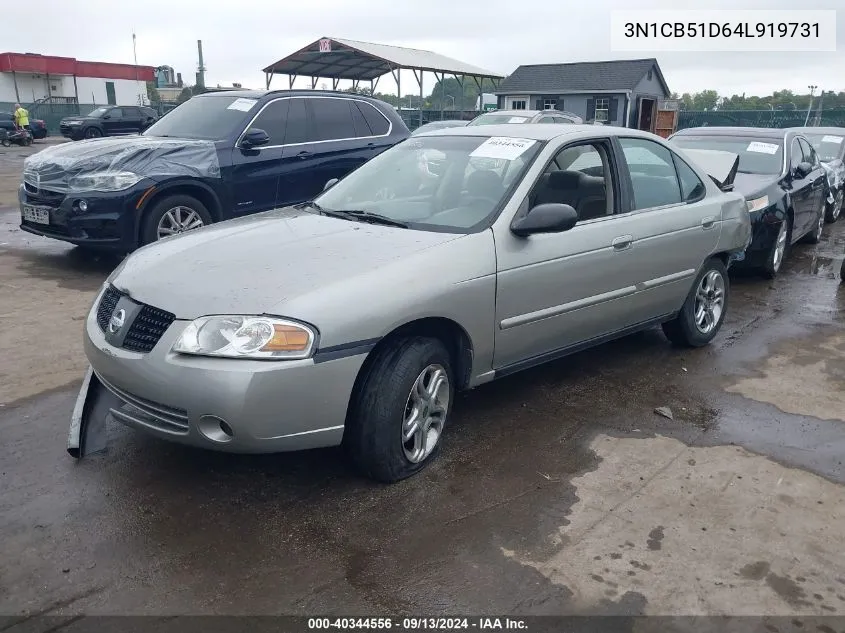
xmin=612 ymin=235 xmax=633 ymax=250
xmin=701 ymin=216 xmax=716 ymax=229
xmin=296 ymin=151 xmax=312 ymax=160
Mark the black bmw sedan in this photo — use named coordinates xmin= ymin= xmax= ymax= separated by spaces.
xmin=671 ymin=127 xmax=827 ymax=278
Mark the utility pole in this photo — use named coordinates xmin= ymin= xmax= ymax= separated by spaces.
xmin=804 ymin=85 xmax=817 ymax=126
xmin=132 ymin=31 xmax=141 ymax=105
xmin=196 ymin=40 xmax=206 ymax=90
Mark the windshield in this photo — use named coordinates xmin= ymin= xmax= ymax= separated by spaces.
xmin=314 ymin=135 xmax=542 ymax=233
xmin=803 ymin=133 xmax=845 ymax=163
xmin=671 ymin=136 xmax=783 ymax=175
xmin=143 ymin=95 xmax=257 ymax=140
xmin=86 ymin=108 xmax=109 ymax=118
xmin=467 ymin=114 xmax=531 ymax=126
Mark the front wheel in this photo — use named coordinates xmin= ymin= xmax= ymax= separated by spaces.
xmin=662 ymin=258 xmax=729 ymax=348
xmin=141 ymin=194 xmax=212 ymax=246
xmin=345 ymin=337 xmax=454 ymax=482
xmin=826 ymin=188 xmax=843 ymax=223
xmin=83 ymin=127 xmax=102 ymax=139
xmin=803 ymin=206 xmax=825 ymax=245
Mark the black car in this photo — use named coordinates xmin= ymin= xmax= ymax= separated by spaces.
xmin=787 ymin=127 xmax=845 ymax=224
xmin=671 ymin=127 xmax=827 ymax=278
xmin=20 ymin=90 xmax=410 ymax=252
xmin=59 ymin=106 xmax=159 ymax=140
xmin=0 ymin=112 xmax=47 ymax=139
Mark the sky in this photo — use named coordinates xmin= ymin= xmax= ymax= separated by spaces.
xmin=5 ymin=0 xmax=843 ymax=98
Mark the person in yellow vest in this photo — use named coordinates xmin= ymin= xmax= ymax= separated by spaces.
xmin=13 ymin=104 xmax=30 ymax=131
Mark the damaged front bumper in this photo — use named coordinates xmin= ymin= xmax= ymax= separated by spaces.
xmin=67 ymin=366 xmax=121 ymax=457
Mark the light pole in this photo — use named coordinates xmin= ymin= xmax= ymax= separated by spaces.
xmin=804 ymin=85 xmax=817 ymax=126
xmin=446 ymin=95 xmax=455 ymax=110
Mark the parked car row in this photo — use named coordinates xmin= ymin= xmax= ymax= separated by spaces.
xmin=0 ymin=111 xmax=48 ymax=140
xmin=59 ymin=105 xmax=159 ymax=140
xmin=670 ymin=125 xmax=844 ymax=277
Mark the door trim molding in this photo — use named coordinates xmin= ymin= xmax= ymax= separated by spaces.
xmin=499 ymin=285 xmax=637 ymax=330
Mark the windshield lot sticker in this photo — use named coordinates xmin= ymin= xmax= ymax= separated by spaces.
xmin=746 ymin=142 xmax=779 ymax=155
xmin=227 ymin=98 xmax=258 ymax=112
xmin=822 ymin=135 xmax=844 ymax=144
xmin=470 ymin=137 xmax=536 ymax=161
xmin=508 ymin=117 xmax=528 ymax=123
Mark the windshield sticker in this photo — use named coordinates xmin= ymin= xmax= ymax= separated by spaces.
xmin=822 ymin=135 xmax=844 ymax=144
xmin=508 ymin=117 xmax=528 ymax=123
xmin=470 ymin=137 xmax=537 ymax=161
xmin=746 ymin=142 xmax=779 ymax=155
xmin=227 ymin=98 xmax=258 ymax=112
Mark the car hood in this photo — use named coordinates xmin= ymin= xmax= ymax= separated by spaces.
xmin=22 ymin=136 xmax=220 ymax=192
xmin=112 ymin=208 xmax=464 ymax=320
xmin=732 ymin=172 xmax=781 ymax=199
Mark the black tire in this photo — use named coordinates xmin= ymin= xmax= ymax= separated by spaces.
xmin=841 ymin=258 xmax=845 ymax=284
xmin=826 ymin=188 xmax=843 ymax=224
xmin=803 ymin=206 xmax=825 ymax=245
xmin=344 ymin=337 xmax=454 ymax=483
xmin=83 ymin=127 xmax=102 ymax=139
xmin=662 ymin=258 xmax=729 ymax=348
xmin=762 ymin=214 xmax=792 ymax=279
xmin=140 ymin=194 xmax=213 ymax=246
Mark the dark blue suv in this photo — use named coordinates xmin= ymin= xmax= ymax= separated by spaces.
xmin=18 ymin=90 xmax=409 ymax=252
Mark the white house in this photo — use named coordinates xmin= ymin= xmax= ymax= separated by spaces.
xmin=0 ymin=52 xmax=154 ymax=106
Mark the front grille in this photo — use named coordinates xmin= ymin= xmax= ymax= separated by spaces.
xmin=96 ymin=285 xmax=176 ymax=353
xmin=96 ymin=286 xmax=122 ymax=331
xmin=97 ymin=372 xmax=189 ymax=435
xmin=122 ymin=305 xmax=176 ymax=353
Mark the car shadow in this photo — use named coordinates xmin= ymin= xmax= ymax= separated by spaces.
xmin=12 ymin=245 xmax=121 ymax=292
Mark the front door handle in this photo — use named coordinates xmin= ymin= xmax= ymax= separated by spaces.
xmin=612 ymin=235 xmax=633 ymax=250
xmin=701 ymin=216 xmax=716 ymax=229
xmin=296 ymin=151 xmax=312 ymax=160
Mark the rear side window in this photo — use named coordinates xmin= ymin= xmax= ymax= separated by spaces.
xmin=284 ymin=98 xmax=310 ymax=145
xmin=350 ymin=102 xmax=372 ymax=137
xmin=619 ymin=137 xmax=683 ymax=210
xmin=672 ymin=155 xmax=706 ymax=202
xmin=357 ymin=102 xmax=390 ymax=136
xmin=310 ymin=98 xmax=356 ymax=141
xmin=109 ymin=108 xmax=123 ymax=118
xmin=250 ymin=99 xmax=289 ymax=145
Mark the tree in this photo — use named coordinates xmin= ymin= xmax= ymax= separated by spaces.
xmin=692 ymin=90 xmax=719 ymax=111
xmin=176 ymin=87 xmax=193 ymax=104
xmin=146 ymin=81 xmax=160 ymax=104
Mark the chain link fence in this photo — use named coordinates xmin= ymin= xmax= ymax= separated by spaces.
xmin=678 ymin=108 xmax=845 ymax=130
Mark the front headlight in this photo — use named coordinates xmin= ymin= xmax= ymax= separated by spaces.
xmin=65 ymin=120 xmax=83 ymax=125
xmin=172 ymin=316 xmax=316 ymax=360
xmin=746 ymin=195 xmax=770 ymax=213
xmin=68 ymin=171 xmax=142 ymax=192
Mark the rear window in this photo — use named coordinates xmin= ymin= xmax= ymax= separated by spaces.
xmin=143 ymin=95 xmax=258 ymax=140
xmin=671 ymin=135 xmax=783 ymax=175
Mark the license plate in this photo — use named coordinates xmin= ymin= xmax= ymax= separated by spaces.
xmin=22 ymin=205 xmax=50 ymax=224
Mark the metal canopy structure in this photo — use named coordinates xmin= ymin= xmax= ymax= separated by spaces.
xmin=262 ymin=37 xmax=504 ymax=125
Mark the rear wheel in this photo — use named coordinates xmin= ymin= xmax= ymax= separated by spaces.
xmin=762 ymin=215 xmax=791 ymax=279
xmin=141 ymin=194 xmax=212 ymax=246
xmin=83 ymin=127 xmax=102 ymax=139
xmin=826 ymin=188 xmax=843 ymax=223
xmin=345 ymin=337 xmax=453 ymax=482
xmin=803 ymin=206 xmax=825 ymax=244
xmin=662 ymin=258 xmax=729 ymax=348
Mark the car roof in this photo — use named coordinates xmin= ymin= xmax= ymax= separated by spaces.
xmin=480 ymin=110 xmax=541 ymax=116
xmin=194 ymin=89 xmax=384 ymax=101
xmin=417 ymin=123 xmax=667 ymax=142
xmin=673 ymin=126 xmax=792 ymax=141
xmin=785 ymin=126 xmax=845 ymax=135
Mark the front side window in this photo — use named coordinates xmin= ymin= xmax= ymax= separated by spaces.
xmin=108 ymin=108 xmax=124 ymax=118
xmin=314 ymin=135 xmax=542 ymax=233
xmin=250 ymin=99 xmax=289 ymax=145
xmin=528 ymin=141 xmax=615 ymax=223
xmin=619 ymin=137 xmax=682 ymax=210
xmin=803 ymin=133 xmax=845 ymax=163
xmin=595 ymin=98 xmax=609 ymax=122
xmin=790 ymin=138 xmax=804 ymax=170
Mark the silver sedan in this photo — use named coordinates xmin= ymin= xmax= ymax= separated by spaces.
xmin=70 ymin=124 xmax=751 ymax=482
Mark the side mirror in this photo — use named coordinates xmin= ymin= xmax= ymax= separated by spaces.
xmin=794 ymin=161 xmax=812 ymax=178
xmin=324 ymin=178 xmax=339 ymax=191
xmin=241 ymin=128 xmax=270 ymax=148
xmin=511 ymin=203 xmax=578 ymax=237
xmin=102 ymin=114 xmax=111 ymax=119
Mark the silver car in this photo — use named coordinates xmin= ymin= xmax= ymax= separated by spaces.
xmin=468 ymin=109 xmax=583 ymax=126
xmin=70 ymin=124 xmax=751 ymax=482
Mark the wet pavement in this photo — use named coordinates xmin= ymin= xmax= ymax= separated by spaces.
xmin=0 ymin=198 xmax=844 ymax=618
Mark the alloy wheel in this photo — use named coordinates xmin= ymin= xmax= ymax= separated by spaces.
xmin=834 ymin=190 xmax=844 ymax=221
xmin=402 ymin=364 xmax=450 ymax=463
xmin=814 ymin=211 xmax=825 ymax=240
xmin=156 ymin=206 xmax=205 ymax=239
xmin=693 ymin=270 xmax=725 ymax=335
